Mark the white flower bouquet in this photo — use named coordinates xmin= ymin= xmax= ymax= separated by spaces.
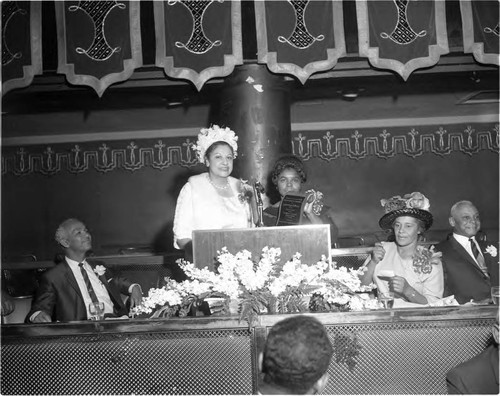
xmin=131 ymin=247 xmax=379 ymax=326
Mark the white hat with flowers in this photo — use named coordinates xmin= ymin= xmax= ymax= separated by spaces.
xmin=379 ymin=192 xmax=433 ymax=231
xmin=192 ymin=125 xmax=238 ymax=163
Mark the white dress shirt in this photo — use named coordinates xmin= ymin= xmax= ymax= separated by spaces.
xmin=452 ymin=233 xmax=483 ymax=265
xmin=66 ymin=257 xmax=115 ymax=317
xmin=31 ymin=258 xmax=140 ymax=321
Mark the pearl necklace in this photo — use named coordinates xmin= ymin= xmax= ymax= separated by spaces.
xmin=207 ymin=174 xmax=229 ymax=190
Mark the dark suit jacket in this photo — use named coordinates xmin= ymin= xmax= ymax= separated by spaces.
xmin=436 ymin=236 xmax=499 ymax=304
xmin=446 ymin=344 xmax=499 ymax=394
xmin=26 ymin=259 xmax=133 ymax=322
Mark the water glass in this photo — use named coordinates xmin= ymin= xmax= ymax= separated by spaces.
xmin=379 ymin=292 xmax=395 ymax=309
xmin=491 ymin=286 xmax=500 ymax=305
xmin=89 ymin=302 xmax=105 ymax=320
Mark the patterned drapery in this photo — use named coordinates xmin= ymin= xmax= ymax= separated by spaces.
xmin=2 ymin=1 xmax=498 ymax=96
xmin=356 ymin=0 xmax=449 ymax=80
xmin=55 ymin=1 xmax=143 ymax=97
xmin=460 ymin=0 xmax=499 ymax=66
xmin=255 ymin=0 xmax=346 ymax=84
xmin=154 ymin=0 xmax=243 ymax=91
xmin=1 ymin=1 xmax=42 ymax=95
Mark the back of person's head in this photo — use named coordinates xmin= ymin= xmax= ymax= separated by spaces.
xmin=261 ymin=315 xmax=333 ymax=394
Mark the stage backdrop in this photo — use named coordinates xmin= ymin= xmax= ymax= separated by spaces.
xmin=1 ymin=121 xmax=498 ymax=261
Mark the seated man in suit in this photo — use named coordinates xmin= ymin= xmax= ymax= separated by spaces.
xmin=436 ymin=201 xmax=499 ymax=304
xmin=26 ymin=218 xmax=143 ymax=323
xmin=446 ymin=312 xmax=499 ymax=394
xmin=258 ymin=315 xmax=333 ymax=395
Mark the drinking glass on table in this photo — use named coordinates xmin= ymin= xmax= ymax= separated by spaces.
xmin=89 ymin=302 xmax=105 ymax=320
xmin=379 ymin=291 xmax=395 ymax=309
xmin=491 ymin=286 xmax=500 ymax=305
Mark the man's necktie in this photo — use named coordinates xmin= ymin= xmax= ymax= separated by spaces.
xmin=79 ymin=262 xmax=100 ymax=303
xmin=469 ymin=238 xmax=489 ymax=278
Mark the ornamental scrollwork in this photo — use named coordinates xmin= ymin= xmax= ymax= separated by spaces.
xmin=380 ymin=0 xmax=427 ymax=45
xmin=68 ymin=1 xmax=126 ymax=61
xmin=1 ymin=124 xmax=498 ymax=176
xmin=277 ymin=0 xmax=325 ymax=49
xmin=1 ymin=1 xmax=27 ymax=66
xmin=168 ymin=0 xmax=223 ymax=54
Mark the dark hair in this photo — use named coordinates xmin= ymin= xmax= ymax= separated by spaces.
xmin=204 ymin=141 xmax=233 ymax=160
xmin=262 ymin=315 xmax=333 ymax=394
xmin=271 ymin=155 xmax=307 ymax=186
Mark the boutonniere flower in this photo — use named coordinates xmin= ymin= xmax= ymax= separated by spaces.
xmin=94 ymin=265 xmax=107 ymax=276
xmin=485 ymin=245 xmax=498 ymax=258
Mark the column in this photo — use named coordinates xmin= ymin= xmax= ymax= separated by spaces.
xmin=216 ymin=64 xmax=292 ymax=191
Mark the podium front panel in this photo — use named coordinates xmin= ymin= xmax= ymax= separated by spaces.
xmin=192 ymin=224 xmax=331 ymax=270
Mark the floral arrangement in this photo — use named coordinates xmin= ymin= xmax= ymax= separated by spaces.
xmin=412 ymin=245 xmax=442 ymax=274
xmin=131 ymin=247 xmax=379 ymax=327
xmin=93 ymin=265 xmax=106 ymax=276
xmin=130 ymin=277 xmax=222 ymax=319
xmin=381 ymin=191 xmax=430 ymax=213
xmin=486 ymin=245 xmax=498 ymax=257
xmin=305 ymin=189 xmax=324 ymax=216
xmin=192 ymin=124 xmax=238 ymax=163
xmin=237 ymin=179 xmax=254 ymax=204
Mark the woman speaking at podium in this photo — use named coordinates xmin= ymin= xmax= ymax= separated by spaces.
xmin=173 ymin=125 xmax=255 ymax=260
xmin=263 ymin=155 xmax=339 ymax=244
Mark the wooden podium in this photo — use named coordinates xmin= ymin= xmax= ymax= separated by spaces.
xmin=192 ymin=224 xmax=331 ymax=270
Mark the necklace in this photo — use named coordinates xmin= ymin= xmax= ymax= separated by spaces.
xmin=207 ymin=174 xmax=229 ymax=190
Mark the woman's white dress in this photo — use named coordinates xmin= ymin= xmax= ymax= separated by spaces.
xmin=173 ymin=173 xmax=251 ymax=249
xmin=373 ymin=241 xmax=444 ymax=307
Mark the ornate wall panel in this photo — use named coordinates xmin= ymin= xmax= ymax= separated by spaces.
xmin=1 ymin=137 xmax=198 ymax=177
xmin=154 ymin=0 xmax=243 ymax=91
xmin=1 ymin=1 xmax=42 ymax=94
xmin=1 ymin=1 xmax=498 ymax=94
xmin=356 ymin=0 xmax=449 ymax=80
xmin=460 ymin=0 xmax=500 ymax=66
xmin=55 ymin=1 xmax=143 ymax=97
xmin=255 ymin=0 xmax=346 ymax=84
xmin=293 ymin=123 xmax=499 ymax=161
xmin=2 ymin=123 xmax=497 ymax=177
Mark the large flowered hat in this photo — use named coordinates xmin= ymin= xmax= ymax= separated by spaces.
xmin=192 ymin=124 xmax=238 ymax=163
xmin=379 ymin=192 xmax=433 ymax=230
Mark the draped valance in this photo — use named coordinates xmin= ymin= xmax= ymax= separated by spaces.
xmin=54 ymin=0 xmax=143 ymax=97
xmin=2 ymin=0 xmax=499 ymax=96
xmin=1 ymin=1 xmax=42 ymax=95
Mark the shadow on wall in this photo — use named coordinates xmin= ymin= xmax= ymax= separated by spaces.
xmin=152 ymin=221 xmax=175 ymax=254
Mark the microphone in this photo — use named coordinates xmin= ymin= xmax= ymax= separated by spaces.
xmin=253 ymin=181 xmax=265 ymax=227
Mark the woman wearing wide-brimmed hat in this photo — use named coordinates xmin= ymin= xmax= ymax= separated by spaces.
xmin=360 ymin=192 xmax=444 ymax=307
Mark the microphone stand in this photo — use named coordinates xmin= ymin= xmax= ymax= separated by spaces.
xmin=253 ymin=181 xmax=265 ymax=227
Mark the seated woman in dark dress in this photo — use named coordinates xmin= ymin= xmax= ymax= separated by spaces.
xmin=263 ymin=155 xmax=339 ymax=245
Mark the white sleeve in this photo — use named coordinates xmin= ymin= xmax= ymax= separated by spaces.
xmin=421 ymin=261 xmax=445 ymax=303
xmin=173 ymin=182 xmax=194 ymax=249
